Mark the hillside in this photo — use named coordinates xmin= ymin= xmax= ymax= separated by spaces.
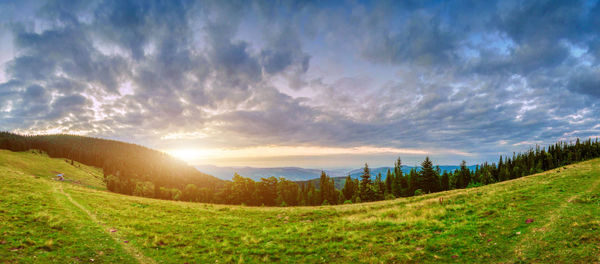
xmin=1 ymin=150 xmax=599 ymax=263
xmin=0 ymin=132 xmax=223 ymax=197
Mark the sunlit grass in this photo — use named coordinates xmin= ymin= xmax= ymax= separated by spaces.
xmin=1 ymin=150 xmax=599 ymax=263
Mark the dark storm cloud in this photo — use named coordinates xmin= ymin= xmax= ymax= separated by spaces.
xmin=494 ymin=0 xmax=587 ymax=44
xmin=45 ymin=94 xmax=88 ymax=120
xmin=361 ymin=10 xmax=459 ymax=66
xmin=259 ymin=25 xmax=310 ymax=75
xmin=0 ymin=0 xmax=599 ymax=163
xmin=568 ymin=68 xmax=600 ymax=98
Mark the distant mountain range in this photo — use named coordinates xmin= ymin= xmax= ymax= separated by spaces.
xmin=195 ymin=165 xmax=347 ymax=181
xmin=196 ymin=164 xmax=478 ymax=182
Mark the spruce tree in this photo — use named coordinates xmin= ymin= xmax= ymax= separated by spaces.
xmin=441 ymin=171 xmax=450 ymax=191
xmin=420 ymin=156 xmax=439 ymax=193
xmin=319 ymin=171 xmax=328 ymax=204
xmin=342 ymin=174 xmax=355 ymax=201
xmin=459 ymin=160 xmax=471 ymax=188
xmin=392 ymin=158 xmax=403 ymax=197
xmin=306 ymin=181 xmax=316 ymax=206
xmin=374 ymin=172 xmax=384 ymax=200
xmin=399 ymin=175 xmax=408 ymax=197
xmin=385 ymin=168 xmax=393 ymax=197
xmin=409 ymin=168 xmax=419 ymax=195
xmin=359 ymin=163 xmax=374 ymax=202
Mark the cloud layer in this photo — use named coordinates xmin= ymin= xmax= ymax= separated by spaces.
xmin=1 ymin=0 xmax=599 ymax=166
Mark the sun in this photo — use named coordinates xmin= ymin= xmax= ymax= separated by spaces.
xmin=166 ymin=148 xmax=208 ymax=163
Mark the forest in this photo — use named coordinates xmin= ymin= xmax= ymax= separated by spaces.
xmin=0 ymin=132 xmax=223 ymax=199
xmin=1 ymin=132 xmax=599 ymax=206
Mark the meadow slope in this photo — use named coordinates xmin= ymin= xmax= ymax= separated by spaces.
xmin=1 ymin=149 xmax=599 ymax=263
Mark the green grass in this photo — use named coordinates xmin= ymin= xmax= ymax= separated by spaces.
xmin=1 ymin=149 xmax=599 ymax=263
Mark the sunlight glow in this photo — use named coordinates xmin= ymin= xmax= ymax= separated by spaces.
xmin=166 ymin=148 xmax=215 ymax=163
xmin=166 ymin=145 xmax=473 ymax=164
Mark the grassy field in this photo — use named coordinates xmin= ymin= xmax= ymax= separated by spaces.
xmin=1 ymin=149 xmax=599 ymax=263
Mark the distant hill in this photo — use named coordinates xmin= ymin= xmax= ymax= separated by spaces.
xmin=196 ymin=164 xmax=478 ymax=182
xmin=195 ymin=165 xmax=347 ymax=181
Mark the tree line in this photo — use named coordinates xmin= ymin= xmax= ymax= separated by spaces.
xmin=340 ymin=138 xmax=600 ymax=203
xmin=205 ymin=138 xmax=600 ymax=206
xmin=1 ymin=132 xmax=599 ymax=206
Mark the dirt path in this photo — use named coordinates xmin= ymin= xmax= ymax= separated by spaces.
xmin=56 ymin=184 xmax=156 ymax=264
xmin=512 ymin=171 xmax=600 ymax=259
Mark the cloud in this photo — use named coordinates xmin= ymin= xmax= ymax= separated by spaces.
xmin=568 ymin=68 xmax=600 ymax=98
xmin=361 ymin=11 xmax=459 ymax=66
xmin=0 ymin=0 xmax=599 ymax=166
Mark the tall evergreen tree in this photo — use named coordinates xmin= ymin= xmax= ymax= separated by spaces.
xmin=408 ymin=168 xmax=419 ymax=195
xmin=399 ymin=175 xmax=409 ymax=197
xmin=374 ymin=172 xmax=384 ymax=200
xmin=319 ymin=171 xmax=329 ymax=204
xmin=420 ymin=156 xmax=439 ymax=193
xmin=480 ymin=167 xmax=494 ymax=185
xmin=458 ymin=160 xmax=471 ymax=188
xmin=359 ymin=163 xmax=375 ymax=202
xmin=392 ymin=158 xmax=403 ymax=197
xmin=306 ymin=181 xmax=316 ymax=206
xmin=341 ymin=174 xmax=355 ymax=201
xmin=385 ymin=168 xmax=393 ymax=197
xmin=440 ymin=171 xmax=450 ymax=191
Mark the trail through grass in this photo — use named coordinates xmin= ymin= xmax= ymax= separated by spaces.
xmin=0 ymin=151 xmax=136 ymax=263
xmin=1 ymin=149 xmax=599 ymax=263
xmin=56 ymin=184 xmax=156 ymax=264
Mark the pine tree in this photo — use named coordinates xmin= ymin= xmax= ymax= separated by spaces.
xmin=480 ymin=167 xmax=494 ymax=185
xmin=420 ymin=156 xmax=439 ymax=193
xmin=359 ymin=163 xmax=374 ymax=202
xmin=374 ymin=172 xmax=384 ymax=200
xmin=458 ymin=160 xmax=471 ymax=188
xmin=342 ymin=174 xmax=355 ymax=201
xmin=385 ymin=168 xmax=393 ymax=197
xmin=392 ymin=158 xmax=403 ymax=197
xmin=329 ymin=178 xmax=338 ymax=204
xmin=299 ymin=183 xmax=307 ymax=206
xmin=306 ymin=181 xmax=316 ymax=206
xmin=319 ymin=171 xmax=328 ymax=204
xmin=440 ymin=171 xmax=450 ymax=191
xmin=409 ymin=168 xmax=419 ymax=195
xmin=399 ymin=175 xmax=408 ymax=196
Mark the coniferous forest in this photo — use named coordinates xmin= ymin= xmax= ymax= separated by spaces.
xmin=1 ymin=132 xmax=599 ymax=206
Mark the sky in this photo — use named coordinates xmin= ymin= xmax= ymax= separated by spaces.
xmin=0 ymin=0 xmax=599 ymax=169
